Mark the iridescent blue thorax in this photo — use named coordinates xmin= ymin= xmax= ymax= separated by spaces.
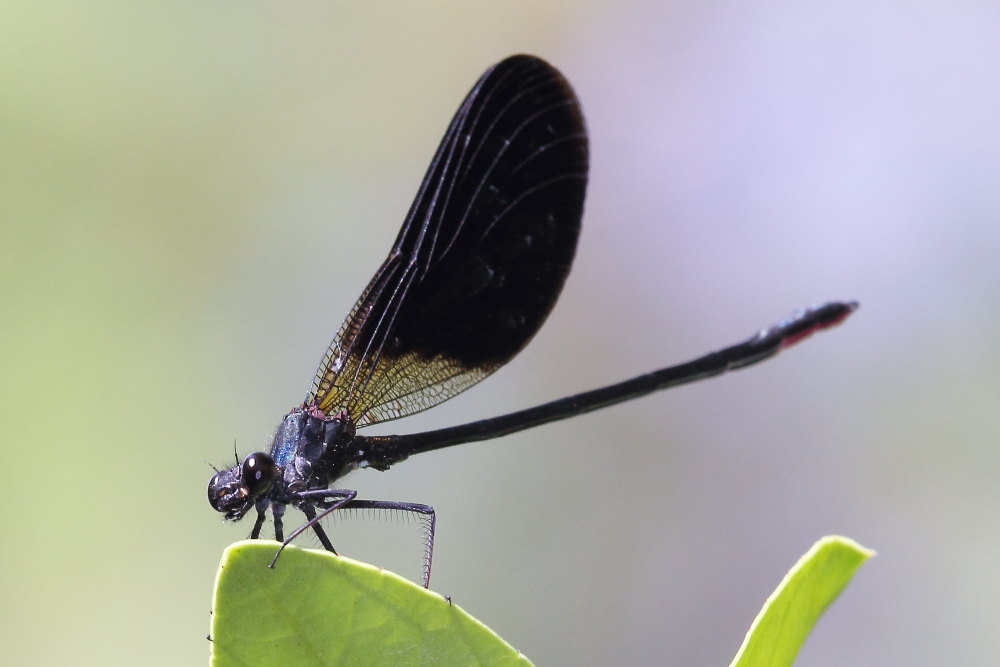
xmin=266 ymin=406 xmax=360 ymax=501
xmin=270 ymin=409 xmax=307 ymax=467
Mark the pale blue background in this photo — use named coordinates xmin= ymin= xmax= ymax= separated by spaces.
xmin=4 ymin=2 xmax=1000 ymax=665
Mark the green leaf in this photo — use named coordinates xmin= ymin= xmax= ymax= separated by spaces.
xmin=730 ymin=535 xmax=874 ymax=667
xmin=210 ymin=541 xmax=532 ymax=667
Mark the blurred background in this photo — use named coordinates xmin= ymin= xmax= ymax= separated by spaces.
xmin=4 ymin=2 xmax=999 ymax=665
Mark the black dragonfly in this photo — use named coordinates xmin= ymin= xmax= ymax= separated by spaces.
xmin=208 ymin=55 xmax=856 ymax=588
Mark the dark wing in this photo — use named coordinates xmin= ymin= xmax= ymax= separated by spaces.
xmin=306 ymin=55 xmax=589 ymax=427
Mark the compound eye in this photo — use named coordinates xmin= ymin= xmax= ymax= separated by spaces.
xmin=241 ymin=452 xmax=275 ymax=496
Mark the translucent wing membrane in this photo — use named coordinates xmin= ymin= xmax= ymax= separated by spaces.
xmin=306 ymin=55 xmax=589 ymax=426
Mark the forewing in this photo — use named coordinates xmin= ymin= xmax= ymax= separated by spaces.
xmin=306 ymin=55 xmax=589 ymax=426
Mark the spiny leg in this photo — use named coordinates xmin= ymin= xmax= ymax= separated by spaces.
xmin=347 ymin=500 xmax=436 ymax=589
xmin=249 ymin=500 xmax=268 ymax=539
xmin=301 ymin=504 xmax=337 ymax=554
xmin=272 ymin=502 xmax=285 ymax=542
xmin=268 ymin=489 xmax=357 ymax=568
xmin=269 ymin=491 xmax=438 ymax=589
